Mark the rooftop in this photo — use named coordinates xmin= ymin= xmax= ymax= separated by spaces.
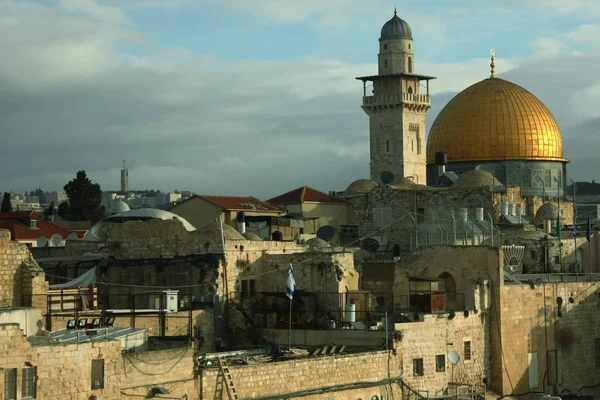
xmin=268 ymin=186 xmax=346 ymax=205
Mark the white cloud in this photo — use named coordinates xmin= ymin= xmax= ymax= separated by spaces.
xmin=2 ymin=0 xmax=600 ymax=196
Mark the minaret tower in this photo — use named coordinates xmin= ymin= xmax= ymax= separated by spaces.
xmin=356 ymin=9 xmax=436 ymax=185
xmin=120 ymin=159 xmax=129 ymax=193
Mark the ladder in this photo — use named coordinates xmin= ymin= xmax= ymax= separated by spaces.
xmin=217 ymin=358 xmax=239 ymax=400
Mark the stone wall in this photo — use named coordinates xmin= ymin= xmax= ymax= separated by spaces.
xmin=396 ymin=312 xmax=488 ymax=394
xmin=394 ymin=246 xmax=500 ymax=311
xmin=346 ymin=184 xmax=574 ymax=255
xmin=201 ymin=350 xmax=403 ymax=399
xmin=0 ymin=322 xmax=198 ymax=400
xmin=0 ymin=230 xmax=48 ymax=313
xmin=491 ymin=281 xmax=600 ymax=398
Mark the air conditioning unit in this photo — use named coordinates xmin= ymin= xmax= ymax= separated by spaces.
xmin=148 ymin=290 xmax=179 ymax=313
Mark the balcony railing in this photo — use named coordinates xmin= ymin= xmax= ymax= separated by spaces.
xmin=363 ymin=92 xmax=431 ymax=106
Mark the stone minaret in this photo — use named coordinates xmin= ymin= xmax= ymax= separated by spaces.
xmin=356 ymin=9 xmax=436 ymax=185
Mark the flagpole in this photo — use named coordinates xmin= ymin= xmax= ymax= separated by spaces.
xmin=288 ymin=292 xmax=292 ymax=354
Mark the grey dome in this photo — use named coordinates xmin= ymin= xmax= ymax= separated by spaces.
xmin=453 ymin=170 xmax=504 ymax=189
xmin=346 ymin=179 xmax=377 ymax=194
xmin=380 ymin=11 xmax=412 ymax=40
xmin=535 ymin=203 xmax=559 ymax=221
xmin=243 ymin=232 xmax=263 ymax=241
xmin=304 ymin=237 xmax=331 ymax=249
xmin=197 ymin=222 xmax=246 ymax=240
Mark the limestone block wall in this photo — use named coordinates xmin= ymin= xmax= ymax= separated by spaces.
xmin=0 ymin=323 xmax=198 ymax=400
xmin=393 ymin=246 xmax=500 ymax=311
xmin=0 ymin=230 xmax=48 ymax=311
xmin=491 ymin=281 xmax=600 ymax=397
xmin=0 ymin=322 xmax=123 ymax=399
xmin=396 ymin=312 xmax=488 ymax=394
xmin=201 ymin=350 xmax=402 ymax=399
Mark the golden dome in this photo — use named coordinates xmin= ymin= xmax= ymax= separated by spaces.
xmin=426 ymin=77 xmax=568 ymax=163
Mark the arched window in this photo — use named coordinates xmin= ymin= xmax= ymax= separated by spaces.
xmin=385 ymin=59 xmax=388 ymax=68
xmin=408 ymin=57 xmax=413 ymax=73
xmin=386 ymin=140 xmax=390 ymax=152
xmin=407 ymin=86 xmax=413 ymax=94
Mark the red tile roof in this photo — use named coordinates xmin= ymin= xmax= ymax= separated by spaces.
xmin=198 ymin=195 xmax=282 ymax=212
xmin=268 ymin=186 xmax=346 ymax=205
xmin=0 ymin=211 xmax=81 ymax=241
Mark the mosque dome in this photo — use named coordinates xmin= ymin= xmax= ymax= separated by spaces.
xmin=109 ymin=200 xmax=130 ymax=214
xmin=83 ymin=208 xmax=195 ymax=241
xmin=243 ymin=232 xmax=263 ymax=241
xmin=345 ymin=179 xmax=378 ymax=194
xmin=427 ymin=77 xmax=568 ymax=164
xmin=453 ymin=170 xmax=504 ymax=189
xmin=197 ymin=222 xmax=246 ymax=240
xmin=380 ymin=10 xmax=412 ymax=40
xmin=535 ymin=203 xmax=559 ymax=221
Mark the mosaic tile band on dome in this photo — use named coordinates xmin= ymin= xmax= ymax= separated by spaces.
xmin=426 ymin=77 xmax=568 ymax=164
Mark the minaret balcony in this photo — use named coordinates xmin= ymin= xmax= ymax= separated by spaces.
xmin=363 ymin=92 xmax=430 ymax=107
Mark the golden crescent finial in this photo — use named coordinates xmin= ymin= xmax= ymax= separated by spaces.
xmin=490 ymin=48 xmax=496 ymax=78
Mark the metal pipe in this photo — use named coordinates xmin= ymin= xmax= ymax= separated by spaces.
xmin=570 ymin=179 xmax=579 ymax=272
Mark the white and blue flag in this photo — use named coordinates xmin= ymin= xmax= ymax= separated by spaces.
xmin=286 ymin=263 xmax=296 ymax=300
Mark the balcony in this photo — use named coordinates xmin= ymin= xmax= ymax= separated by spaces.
xmin=363 ymin=92 xmax=431 ymax=107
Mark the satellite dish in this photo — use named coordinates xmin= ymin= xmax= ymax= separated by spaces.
xmin=316 ymin=225 xmax=336 ymax=242
xmin=380 ymin=171 xmax=395 ymax=184
xmin=50 ymin=234 xmax=63 ymax=247
xmin=67 ymin=233 xmax=78 ymax=241
xmin=528 ymin=276 xmax=542 ymax=289
xmin=361 ymin=238 xmax=380 ymax=253
xmin=36 ymin=236 xmax=48 ymax=248
xmin=448 ymin=350 xmax=460 ymax=365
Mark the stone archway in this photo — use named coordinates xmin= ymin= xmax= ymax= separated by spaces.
xmin=439 ymin=272 xmax=456 ymax=293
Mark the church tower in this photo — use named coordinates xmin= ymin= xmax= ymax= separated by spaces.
xmin=356 ymin=10 xmax=435 ymax=185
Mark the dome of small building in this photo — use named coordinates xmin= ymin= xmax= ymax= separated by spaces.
xmin=452 ymin=170 xmax=504 ymax=189
xmin=243 ymin=232 xmax=263 ymax=241
xmin=535 ymin=203 xmax=559 ymax=221
xmin=345 ymin=179 xmax=378 ymax=194
xmin=197 ymin=222 xmax=246 ymax=240
xmin=304 ymin=237 xmax=331 ymax=249
xmin=387 ymin=177 xmax=418 ymax=189
xmin=109 ymin=200 xmax=130 ymax=214
xmin=380 ymin=10 xmax=412 ymax=40
xmin=83 ymin=208 xmax=195 ymax=241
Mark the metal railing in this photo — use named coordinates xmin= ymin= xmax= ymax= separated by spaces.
xmin=228 ymin=291 xmax=395 ymax=330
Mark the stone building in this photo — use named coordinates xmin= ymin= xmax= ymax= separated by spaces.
xmin=267 ymin=186 xmax=349 ymax=244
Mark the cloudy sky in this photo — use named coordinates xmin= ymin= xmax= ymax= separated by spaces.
xmin=2 ymin=0 xmax=599 ymax=198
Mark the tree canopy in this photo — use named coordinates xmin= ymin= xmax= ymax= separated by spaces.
xmin=1 ymin=193 xmax=11 ymax=213
xmin=57 ymin=171 xmax=105 ymax=223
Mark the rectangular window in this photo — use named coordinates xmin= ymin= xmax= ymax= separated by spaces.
xmin=416 ymin=136 xmax=422 ymax=155
xmin=435 ymin=354 xmax=446 ymax=372
xmin=22 ymin=366 xmax=37 ymax=398
xmin=241 ymin=280 xmax=248 ymax=299
xmin=4 ymin=368 xmax=17 ymax=400
xmin=91 ymin=359 xmax=104 ymax=390
xmin=373 ymin=208 xmax=392 ymax=228
xmin=413 ymin=358 xmax=424 ymax=376
xmin=417 ymin=207 xmax=425 ymax=223
xmin=249 ymin=279 xmax=256 ymax=297
xmin=554 ymin=256 xmax=560 ymax=264
xmin=596 ymin=338 xmax=600 ymax=369
xmin=464 ymin=341 xmax=471 ymax=361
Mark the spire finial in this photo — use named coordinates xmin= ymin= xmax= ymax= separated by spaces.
xmin=394 ymin=7 xmax=397 ymax=15
xmin=490 ymin=48 xmax=496 ymax=78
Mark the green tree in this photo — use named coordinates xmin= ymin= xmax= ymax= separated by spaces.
xmin=1 ymin=193 xmax=12 ymax=213
xmin=57 ymin=171 xmax=105 ymax=223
